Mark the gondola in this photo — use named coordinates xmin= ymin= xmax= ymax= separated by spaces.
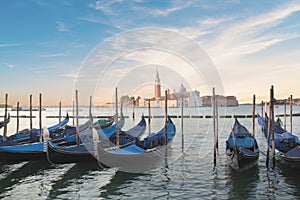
xmin=51 ymin=116 xmax=114 ymax=146
xmin=258 ymin=115 xmax=300 ymax=168
xmin=226 ymin=118 xmax=259 ymax=171
xmin=96 ymin=117 xmax=176 ymax=173
xmin=0 ymin=114 xmax=69 ymax=144
xmin=0 ymin=113 xmax=10 ymax=129
xmin=0 ymin=116 xmax=115 ymax=163
xmin=46 ymin=116 xmax=145 ymax=164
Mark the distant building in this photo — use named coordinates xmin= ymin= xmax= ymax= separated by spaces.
xmin=202 ymin=95 xmax=238 ymax=107
xmin=274 ymin=97 xmax=299 ymax=105
xmin=144 ymin=69 xmax=202 ymax=107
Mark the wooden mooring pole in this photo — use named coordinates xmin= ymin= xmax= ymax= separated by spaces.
xmin=215 ymin=95 xmax=219 ymax=150
xmin=290 ymin=95 xmax=293 ymax=134
xmin=16 ymin=101 xmax=20 ymax=133
xmin=213 ymin=87 xmax=217 ymax=166
xmin=148 ymin=99 xmax=151 ymax=135
xmin=252 ymin=94 xmax=256 ymax=137
xmin=271 ymin=86 xmax=275 ymax=167
xmin=261 ymin=101 xmax=264 ymax=132
xmin=30 ymin=94 xmax=33 ymax=129
xmin=284 ymin=99 xmax=286 ymax=130
xmin=266 ymin=87 xmax=272 ymax=168
xmin=59 ymin=101 xmax=61 ymax=124
xmin=39 ymin=93 xmax=43 ymax=142
xmin=3 ymin=94 xmax=8 ymax=142
xmin=115 ymin=87 xmax=119 ymax=147
xmin=181 ymin=97 xmax=184 ymax=150
xmin=164 ymin=90 xmax=168 ymax=167
xmin=75 ymin=90 xmax=80 ymax=146
xmin=72 ymin=100 xmax=75 ymax=126
xmin=89 ymin=96 xmax=93 ymax=124
xmin=132 ymin=101 xmax=135 ymax=120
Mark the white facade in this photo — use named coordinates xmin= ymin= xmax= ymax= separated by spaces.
xmin=175 ymin=84 xmax=202 ymax=107
xmin=187 ymin=91 xmax=202 ymax=107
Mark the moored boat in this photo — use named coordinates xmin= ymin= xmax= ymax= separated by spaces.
xmin=46 ymin=116 xmax=145 ymax=164
xmin=0 ymin=116 xmax=115 ymax=163
xmin=96 ymin=117 xmax=176 ymax=173
xmin=226 ymin=118 xmax=259 ymax=171
xmin=0 ymin=114 xmax=69 ymax=145
xmin=258 ymin=115 xmax=300 ymax=168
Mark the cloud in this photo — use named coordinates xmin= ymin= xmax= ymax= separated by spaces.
xmin=56 ymin=21 xmax=70 ymax=32
xmin=59 ymin=71 xmax=78 ymax=78
xmin=89 ymin=0 xmax=197 ymax=17
xmin=151 ymin=6 xmax=186 ymax=16
xmin=193 ymin=2 xmax=300 ymax=63
xmin=78 ymin=15 xmax=103 ymax=23
xmin=136 ymin=0 xmax=197 ymax=17
xmin=40 ymin=53 xmax=68 ymax=57
xmin=199 ymin=17 xmax=231 ymax=27
xmin=0 ymin=43 xmax=20 ymax=47
xmin=2 ymin=62 xmax=14 ymax=68
xmin=89 ymin=0 xmax=123 ymax=15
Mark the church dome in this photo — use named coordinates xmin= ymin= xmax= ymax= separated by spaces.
xmin=179 ymin=84 xmax=186 ymax=94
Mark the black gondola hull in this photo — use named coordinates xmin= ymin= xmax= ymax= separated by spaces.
xmin=227 ymin=149 xmax=259 ymax=171
xmin=276 ymin=155 xmax=300 ymax=169
xmin=0 ymin=151 xmax=45 ymax=163
xmin=46 ymin=141 xmax=96 ymax=164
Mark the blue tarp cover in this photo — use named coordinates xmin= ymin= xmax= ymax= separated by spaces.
xmin=108 ymin=144 xmax=145 ymax=154
xmin=226 ymin=118 xmax=256 ymax=148
xmin=227 ymin=137 xmax=255 ymax=148
xmin=257 ymin=115 xmax=299 ymax=152
xmin=142 ymin=120 xmax=176 ymax=149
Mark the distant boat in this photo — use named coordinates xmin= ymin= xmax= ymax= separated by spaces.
xmin=258 ymin=114 xmax=300 ymax=168
xmin=226 ymin=118 xmax=259 ymax=171
xmin=11 ymin=106 xmax=46 ymax=111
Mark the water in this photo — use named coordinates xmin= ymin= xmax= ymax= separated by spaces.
xmin=0 ymin=105 xmax=300 ymax=199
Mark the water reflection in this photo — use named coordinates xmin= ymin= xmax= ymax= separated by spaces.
xmin=280 ymin=166 xmax=300 ymax=197
xmin=0 ymin=161 xmax=52 ymax=198
xmin=179 ymin=154 xmax=186 ymax=189
xmin=100 ymin=170 xmax=144 ymax=199
xmin=47 ymin=161 xmax=100 ymax=199
xmin=226 ymin=166 xmax=259 ymax=199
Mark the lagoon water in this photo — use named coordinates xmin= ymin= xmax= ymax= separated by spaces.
xmin=1 ymin=105 xmax=300 ymax=199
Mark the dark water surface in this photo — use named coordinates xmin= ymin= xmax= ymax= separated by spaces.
xmin=0 ymin=105 xmax=300 ymax=199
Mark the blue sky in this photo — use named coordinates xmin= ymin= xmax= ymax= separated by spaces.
xmin=1 ymin=0 xmax=300 ymax=106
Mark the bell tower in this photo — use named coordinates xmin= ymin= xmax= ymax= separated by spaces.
xmin=154 ymin=68 xmax=161 ymax=99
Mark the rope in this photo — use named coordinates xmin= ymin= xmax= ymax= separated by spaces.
xmin=258 ymin=149 xmax=283 ymax=158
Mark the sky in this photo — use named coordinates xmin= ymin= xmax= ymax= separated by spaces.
xmin=0 ymin=0 xmax=300 ymax=106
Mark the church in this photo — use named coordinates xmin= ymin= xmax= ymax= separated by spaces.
xmin=143 ymin=69 xmax=202 ymax=107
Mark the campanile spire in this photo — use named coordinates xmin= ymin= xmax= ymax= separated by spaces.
xmin=154 ymin=68 xmax=161 ymax=99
